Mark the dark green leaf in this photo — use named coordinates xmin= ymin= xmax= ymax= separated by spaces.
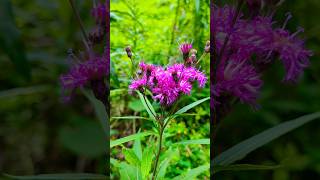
xmin=214 ymin=164 xmax=281 ymax=173
xmin=3 ymin=173 xmax=106 ymax=180
xmin=0 ymin=0 xmax=30 ymax=79
xmin=213 ymin=112 xmax=320 ymax=166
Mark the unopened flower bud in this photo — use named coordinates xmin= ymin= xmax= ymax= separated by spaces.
xmin=125 ymin=46 xmax=132 ymax=58
xmin=204 ymin=41 xmax=210 ymax=53
xmin=190 ymin=49 xmax=197 ymax=55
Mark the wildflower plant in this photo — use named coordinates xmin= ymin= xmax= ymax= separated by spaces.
xmin=111 ymin=42 xmax=210 ymax=179
xmin=211 ymin=0 xmax=320 ymax=176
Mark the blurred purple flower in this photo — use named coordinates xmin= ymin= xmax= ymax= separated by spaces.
xmin=212 ymin=4 xmax=312 ymax=107
xmin=60 ymin=55 xmax=107 ymax=101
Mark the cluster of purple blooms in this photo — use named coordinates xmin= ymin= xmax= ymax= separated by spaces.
xmin=60 ymin=2 xmax=108 ymax=104
xmin=129 ymin=44 xmax=207 ymax=106
xmin=212 ymin=3 xmax=313 ymax=107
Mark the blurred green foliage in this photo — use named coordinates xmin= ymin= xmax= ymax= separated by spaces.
xmin=215 ymin=0 xmax=320 ymax=179
xmin=0 ymin=0 xmax=106 ymax=175
xmin=110 ymin=0 xmax=210 ymax=178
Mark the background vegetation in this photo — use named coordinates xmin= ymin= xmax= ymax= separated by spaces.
xmin=214 ymin=0 xmax=320 ymax=179
xmin=0 ymin=0 xmax=106 ymax=176
xmin=110 ymin=0 xmax=210 ymax=179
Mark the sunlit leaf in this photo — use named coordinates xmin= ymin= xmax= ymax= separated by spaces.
xmin=110 ymin=131 xmax=156 ymax=148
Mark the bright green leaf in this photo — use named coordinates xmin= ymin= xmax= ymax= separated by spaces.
xmin=172 ymin=164 xmax=209 ymax=180
xmin=111 ymin=131 xmax=156 ymax=148
xmin=175 ymin=138 xmax=210 ymax=145
xmin=123 ymin=148 xmax=141 ymax=166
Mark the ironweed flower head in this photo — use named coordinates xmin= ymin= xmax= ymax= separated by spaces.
xmin=212 ymin=4 xmax=313 ymax=108
xmin=129 ymin=43 xmax=207 ymax=106
xmin=60 ymin=54 xmax=107 ymax=102
xmin=130 ymin=63 xmax=207 ymax=105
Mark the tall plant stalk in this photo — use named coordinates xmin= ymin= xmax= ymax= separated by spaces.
xmin=152 ymin=121 xmax=164 ymax=180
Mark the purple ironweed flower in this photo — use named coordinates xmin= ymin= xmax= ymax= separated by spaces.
xmin=91 ymin=3 xmax=107 ymax=25
xmin=271 ymin=27 xmax=313 ymax=81
xmin=60 ymin=55 xmax=107 ymax=101
xmin=213 ymin=57 xmax=263 ymax=106
xmin=212 ymin=4 xmax=312 ymax=108
xmin=129 ymin=63 xmax=207 ymax=106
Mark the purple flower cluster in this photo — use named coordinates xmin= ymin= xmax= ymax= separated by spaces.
xmin=212 ymin=4 xmax=312 ymax=107
xmin=60 ymin=56 xmax=107 ymax=90
xmin=129 ymin=62 xmax=207 ymax=105
xmin=60 ymin=3 xmax=108 ymax=105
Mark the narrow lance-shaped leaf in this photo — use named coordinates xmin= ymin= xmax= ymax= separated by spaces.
xmin=214 ymin=164 xmax=281 ymax=174
xmin=174 ymin=97 xmax=210 ymax=115
xmin=141 ymin=146 xmax=154 ymax=179
xmin=82 ymin=89 xmax=108 ymax=137
xmin=137 ymin=90 xmax=156 ymax=119
xmin=175 ymin=138 xmax=210 ymax=145
xmin=172 ymin=164 xmax=210 ymax=180
xmin=213 ymin=112 xmax=320 ymax=166
xmin=110 ymin=131 xmax=156 ymax=148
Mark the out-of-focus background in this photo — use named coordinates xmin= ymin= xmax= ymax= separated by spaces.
xmin=110 ymin=0 xmax=210 ymax=178
xmin=214 ymin=0 xmax=320 ymax=179
xmin=0 ymin=0 xmax=106 ymax=175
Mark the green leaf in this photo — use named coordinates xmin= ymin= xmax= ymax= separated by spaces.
xmin=128 ymin=99 xmax=146 ymax=112
xmin=133 ymin=134 xmax=143 ymax=160
xmin=110 ymin=158 xmax=120 ymax=168
xmin=3 ymin=173 xmax=106 ymax=179
xmin=111 ymin=89 xmax=127 ymax=97
xmin=213 ymin=112 xmax=320 ymax=166
xmin=119 ymin=163 xmax=141 ymax=180
xmin=157 ymin=148 xmax=179 ymax=179
xmin=174 ymin=97 xmax=210 ymax=115
xmin=214 ymin=164 xmax=281 ymax=173
xmin=175 ymin=138 xmax=210 ymax=145
xmin=0 ymin=0 xmax=30 ymax=79
xmin=110 ymin=131 xmax=156 ymax=148
xmin=0 ymin=85 xmax=49 ymax=99
xmin=111 ymin=116 xmax=150 ymax=121
xmin=82 ymin=89 xmax=108 ymax=137
xmin=172 ymin=164 xmax=209 ymax=180
xmin=123 ymin=148 xmax=141 ymax=166
xmin=141 ymin=146 xmax=154 ymax=179
xmin=58 ymin=118 xmax=107 ymax=158
xmin=137 ymin=91 xmax=156 ymax=119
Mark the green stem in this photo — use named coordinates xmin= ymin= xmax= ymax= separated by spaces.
xmin=196 ymin=52 xmax=208 ymax=65
xmin=152 ymin=125 xmax=164 ymax=180
xmin=68 ymin=0 xmax=90 ymax=46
